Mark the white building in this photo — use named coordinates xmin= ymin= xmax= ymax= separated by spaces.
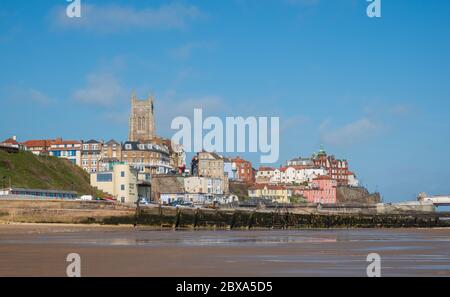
xmin=257 ymin=166 xmax=327 ymax=185
xmin=49 ymin=140 xmax=82 ymax=167
xmin=255 ymin=167 xmax=276 ymax=183
xmin=184 ymin=176 xmax=224 ymax=196
xmin=347 ymin=172 xmax=359 ymax=187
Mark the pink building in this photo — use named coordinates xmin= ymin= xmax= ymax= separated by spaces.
xmin=302 ymin=175 xmax=337 ymax=204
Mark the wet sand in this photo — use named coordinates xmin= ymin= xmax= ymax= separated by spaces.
xmin=0 ymin=224 xmax=449 ymax=277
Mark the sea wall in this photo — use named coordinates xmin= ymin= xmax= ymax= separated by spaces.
xmin=0 ymin=198 xmax=136 ymax=225
xmin=1 ymin=199 xmax=449 ymax=229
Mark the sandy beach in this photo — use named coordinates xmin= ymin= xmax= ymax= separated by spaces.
xmin=0 ymin=223 xmax=449 ymax=277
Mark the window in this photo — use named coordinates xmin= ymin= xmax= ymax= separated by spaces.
xmin=121 ymin=185 xmax=125 ymax=191
xmin=121 ymin=171 xmax=125 ymax=177
xmin=97 ymin=173 xmax=112 ymax=182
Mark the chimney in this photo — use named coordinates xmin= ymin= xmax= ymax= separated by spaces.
xmin=12 ymin=136 xmax=17 ymax=141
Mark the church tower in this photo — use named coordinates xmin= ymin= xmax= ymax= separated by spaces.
xmin=128 ymin=92 xmax=156 ymax=142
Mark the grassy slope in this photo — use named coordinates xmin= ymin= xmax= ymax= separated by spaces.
xmin=0 ymin=150 xmax=102 ymax=197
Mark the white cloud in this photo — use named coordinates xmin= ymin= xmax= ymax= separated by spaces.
xmin=280 ymin=115 xmax=309 ymax=132
xmin=101 ymin=111 xmax=129 ymax=125
xmin=155 ymin=93 xmax=227 ymax=137
xmin=320 ymin=118 xmax=382 ymax=147
xmin=389 ymin=104 xmax=413 ymax=116
xmin=169 ymin=42 xmax=214 ymax=60
xmin=27 ymin=89 xmax=53 ymax=104
xmin=52 ymin=3 xmax=203 ymax=33
xmin=72 ymin=72 xmax=126 ymax=106
xmin=5 ymin=87 xmax=53 ymax=105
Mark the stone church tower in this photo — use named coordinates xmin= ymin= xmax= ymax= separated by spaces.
xmin=128 ymin=93 xmax=156 ymax=142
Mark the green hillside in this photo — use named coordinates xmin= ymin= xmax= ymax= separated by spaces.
xmin=0 ymin=150 xmax=102 ymax=197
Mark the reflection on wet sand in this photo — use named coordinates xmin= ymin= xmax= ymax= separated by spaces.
xmin=0 ymin=224 xmax=449 ymax=277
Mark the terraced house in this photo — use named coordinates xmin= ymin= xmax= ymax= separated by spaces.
xmin=49 ymin=139 xmax=82 ymax=166
xmin=121 ymin=141 xmax=172 ymax=175
xmin=81 ymin=139 xmax=102 ymax=173
xmin=248 ymin=184 xmax=291 ymax=204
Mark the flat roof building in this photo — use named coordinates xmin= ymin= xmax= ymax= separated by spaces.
xmin=0 ymin=187 xmax=78 ymax=199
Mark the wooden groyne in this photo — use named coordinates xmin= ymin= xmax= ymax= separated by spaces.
xmin=1 ymin=199 xmax=449 ymax=229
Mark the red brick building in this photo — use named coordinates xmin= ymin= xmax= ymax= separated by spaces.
xmin=312 ymin=146 xmax=349 ymax=186
xmin=232 ymin=156 xmax=255 ymax=184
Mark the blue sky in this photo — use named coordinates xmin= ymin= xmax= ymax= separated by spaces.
xmin=1 ymin=0 xmax=450 ymax=203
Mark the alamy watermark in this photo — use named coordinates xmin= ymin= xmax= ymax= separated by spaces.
xmin=367 ymin=0 xmax=382 ymax=18
xmin=65 ymin=0 xmax=380 ymax=20
xmin=66 ymin=0 xmax=81 ymax=18
xmin=171 ymin=109 xmax=279 ymax=164
xmin=66 ymin=253 xmax=81 ymax=277
xmin=366 ymin=253 xmax=381 ymax=277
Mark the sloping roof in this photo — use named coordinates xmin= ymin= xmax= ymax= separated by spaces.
xmin=106 ymin=139 xmax=120 ymax=145
xmin=258 ymin=167 xmax=275 ymax=171
xmin=2 ymin=138 xmax=18 ymax=145
xmin=21 ymin=139 xmax=54 ymax=147
xmin=83 ymin=139 xmax=101 ymax=144
xmin=51 ymin=140 xmax=81 ymax=145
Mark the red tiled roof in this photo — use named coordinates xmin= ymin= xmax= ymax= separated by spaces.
xmin=289 ymin=165 xmax=320 ymax=170
xmin=51 ymin=140 xmax=81 ymax=145
xmin=22 ymin=139 xmax=55 ymax=148
xmin=2 ymin=138 xmax=18 ymax=145
xmin=258 ymin=167 xmax=275 ymax=171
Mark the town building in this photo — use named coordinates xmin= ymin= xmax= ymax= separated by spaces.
xmin=287 ymin=157 xmax=314 ymax=167
xmin=101 ymin=139 xmax=122 ymax=160
xmin=99 ymin=139 xmax=122 ymax=172
xmin=232 ymin=156 xmax=255 ymax=184
xmin=121 ymin=141 xmax=172 ymax=175
xmin=271 ymin=166 xmax=327 ymax=185
xmin=312 ymin=146 xmax=350 ymax=186
xmin=128 ymin=93 xmax=156 ymax=142
xmin=184 ymin=176 xmax=224 ymax=196
xmin=347 ymin=172 xmax=360 ymax=187
xmin=223 ymin=157 xmax=235 ymax=180
xmin=194 ymin=151 xmax=229 ymax=193
xmin=0 ymin=187 xmax=78 ymax=199
xmin=152 ymin=137 xmax=186 ymax=173
xmin=49 ymin=139 xmax=82 ymax=166
xmin=81 ymin=139 xmax=103 ymax=173
xmin=0 ymin=136 xmax=22 ymax=153
xmin=90 ymin=164 xmax=138 ymax=204
xmin=151 ymin=175 xmax=186 ymax=204
xmin=153 ymin=175 xmax=225 ymax=205
xmin=248 ymin=184 xmax=291 ymax=204
xmin=255 ymin=165 xmax=326 ymax=185
xmin=301 ymin=175 xmax=337 ymax=204
xmin=255 ymin=167 xmax=276 ymax=184
xmin=21 ymin=139 xmax=55 ymax=155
